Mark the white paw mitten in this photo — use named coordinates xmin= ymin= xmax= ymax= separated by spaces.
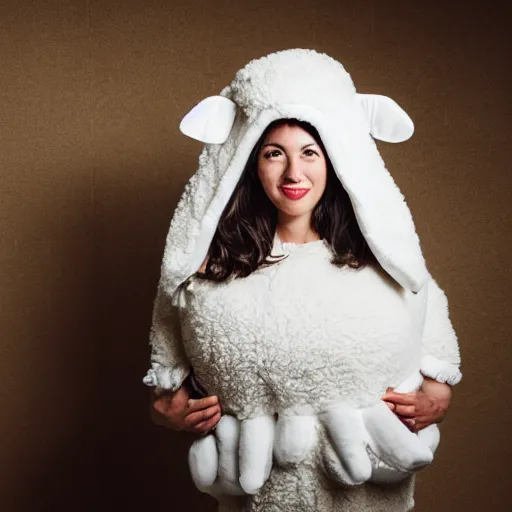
xmin=362 ymin=400 xmax=437 ymax=483
xmin=188 ymin=414 xmax=275 ymax=497
xmin=317 ymin=372 xmax=441 ymax=486
xmin=273 ymin=401 xmax=436 ymax=486
xmin=238 ymin=414 xmax=275 ymax=493
xmin=318 ymin=402 xmax=373 ymax=486
xmin=273 ymin=409 xmax=317 ymax=466
xmin=272 ymin=404 xmax=372 ymax=486
xmin=364 ymin=370 xmax=441 ymax=482
xmin=317 ymin=401 xmax=437 ymax=486
xmin=189 ymin=433 xmax=219 ymax=493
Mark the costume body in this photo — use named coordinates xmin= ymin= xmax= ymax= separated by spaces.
xmin=143 ymin=49 xmax=462 ymax=511
xmin=174 ymin=235 xmax=459 ymax=511
xmin=180 ymin=236 xmax=452 ymax=419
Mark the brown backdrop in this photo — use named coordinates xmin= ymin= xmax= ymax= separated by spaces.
xmin=1 ymin=1 xmax=510 ymax=510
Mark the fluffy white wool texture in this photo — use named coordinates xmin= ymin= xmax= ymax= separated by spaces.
xmin=174 ymin=237 xmax=459 ymax=509
xmin=178 ymin=236 xmax=461 ymax=408
xmin=145 ymin=49 xmax=462 ymax=511
xmin=224 ymin=49 xmax=356 ymax=122
xmin=158 ymin=48 xmax=428 ymax=311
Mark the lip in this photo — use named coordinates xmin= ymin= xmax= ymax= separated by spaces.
xmin=280 ymin=187 xmax=310 ymax=200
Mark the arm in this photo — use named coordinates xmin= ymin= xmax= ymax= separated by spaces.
xmin=143 ymin=252 xmax=210 ymax=391
xmin=143 ymin=284 xmax=191 ymax=392
xmin=145 ymin=285 xmax=222 ymax=433
xmin=383 ymin=274 xmax=461 ymax=431
xmin=419 ymin=274 xmax=462 ymax=385
xmin=145 ymin=257 xmax=223 ymax=433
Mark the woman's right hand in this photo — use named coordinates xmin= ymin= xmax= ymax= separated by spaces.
xmin=151 ymin=385 xmax=221 ymax=434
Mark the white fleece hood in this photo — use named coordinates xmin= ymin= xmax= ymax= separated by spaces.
xmin=162 ymin=48 xmax=428 ymax=305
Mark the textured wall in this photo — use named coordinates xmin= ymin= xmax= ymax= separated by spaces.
xmin=0 ymin=1 xmax=509 ymax=510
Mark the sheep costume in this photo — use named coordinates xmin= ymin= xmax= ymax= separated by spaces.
xmin=143 ymin=49 xmax=462 ymax=511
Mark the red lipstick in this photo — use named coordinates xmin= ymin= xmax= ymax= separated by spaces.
xmin=280 ymin=187 xmax=310 ymax=200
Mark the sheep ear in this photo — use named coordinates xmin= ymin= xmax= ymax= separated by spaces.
xmin=357 ymin=94 xmax=414 ymax=143
xmin=179 ymin=96 xmax=237 ymax=144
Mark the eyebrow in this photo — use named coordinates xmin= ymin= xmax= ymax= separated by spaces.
xmin=262 ymin=142 xmax=317 ymax=151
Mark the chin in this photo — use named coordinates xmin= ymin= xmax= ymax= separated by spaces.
xmin=276 ymin=202 xmax=316 ymax=217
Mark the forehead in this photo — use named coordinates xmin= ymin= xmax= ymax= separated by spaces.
xmin=262 ymin=124 xmax=318 ymax=146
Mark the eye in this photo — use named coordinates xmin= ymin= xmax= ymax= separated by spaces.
xmin=264 ymin=149 xmax=282 ymax=159
xmin=303 ymin=149 xmax=318 ymax=157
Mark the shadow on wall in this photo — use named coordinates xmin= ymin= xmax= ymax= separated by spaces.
xmin=16 ymin=161 xmax=216 ymax=511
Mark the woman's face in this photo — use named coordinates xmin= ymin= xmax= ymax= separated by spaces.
xmin=257 ymin=124 xmax=328 ymax=220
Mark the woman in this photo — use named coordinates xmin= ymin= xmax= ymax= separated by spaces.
xmin=145 ymin=49 xmax=461 ymax=511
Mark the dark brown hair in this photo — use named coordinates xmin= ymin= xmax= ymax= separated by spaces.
xmin=195 ymin=118 xmax=376 ymax=282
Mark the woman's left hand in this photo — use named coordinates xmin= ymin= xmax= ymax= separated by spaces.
xmin=381 ymin=377 xmax=453 ymax=433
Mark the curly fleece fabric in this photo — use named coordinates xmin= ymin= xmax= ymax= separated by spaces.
xmin=143 ymin=49 xmax=462 ymax=511
xmin=181 ymin=235 xmax=459 ymax=511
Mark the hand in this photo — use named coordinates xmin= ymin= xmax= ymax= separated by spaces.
xmin=382 ymin=380 xmax=452 ymax=433
xmin=151 ymin=385 xmax=222 ymax=434
xmin=318 ymin=399 xmax=437 ymax=486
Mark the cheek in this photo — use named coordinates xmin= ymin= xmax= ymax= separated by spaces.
xmin=258 ymin=167 xmax=276 ymax=193
xmin=312 ymin=164 xmax=328 ymax=190
xmin=319 ymin=173 xmax=328 ymax=191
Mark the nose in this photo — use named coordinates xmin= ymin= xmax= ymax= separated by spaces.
xmin=282 ymin=157 xmax=302 ymax=183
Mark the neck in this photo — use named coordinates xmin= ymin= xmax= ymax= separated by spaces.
xmin=276 ymin=212 xmax=320 ymax=244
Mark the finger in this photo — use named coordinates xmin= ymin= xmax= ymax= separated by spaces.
xmin=185 ymin=406 xmax=220 ymax=429
xmin=400 ymin=418 xmax=416 ymax=432
xmin=188 ymin=395 xmax=219 ymax=412
xmin=381 ymin=392 xmax=417 ymax=405
xmin=414 ymin=414 xmax=438 ymax=424
xmin=185 ymin=405 xmax=221 ymax=427
xmin=383 ymin=400 xmax=396 ymax=411
xmin=195 ymin=412 xmax=222 ymax=433
xmin=394 ymin=404 xmax=416 ymax=417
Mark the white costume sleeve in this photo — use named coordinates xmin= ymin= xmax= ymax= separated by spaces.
xmin=142 ymin=284 xmax=191 ymax=393
xmin=420 ymin=275 xmax=462 ymax=385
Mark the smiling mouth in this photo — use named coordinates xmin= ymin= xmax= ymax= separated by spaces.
xmin=280 ymin=187 xmax=310 ymax=199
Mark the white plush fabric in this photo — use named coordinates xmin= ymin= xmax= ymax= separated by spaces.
xmin=181 ymin=93 xmax=414 ymax=145
xmin=180 ymin=96 xmax=237 ymax=144
xmin=157 ymin=48 xmax=428 ymax=315
xmin=149 ymin=235 xmax=460 ymax=510
xmin=144 ymin=49 xmax=462 ymax=511
xmin=357 ymin=94 xmax=414 ymax=143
